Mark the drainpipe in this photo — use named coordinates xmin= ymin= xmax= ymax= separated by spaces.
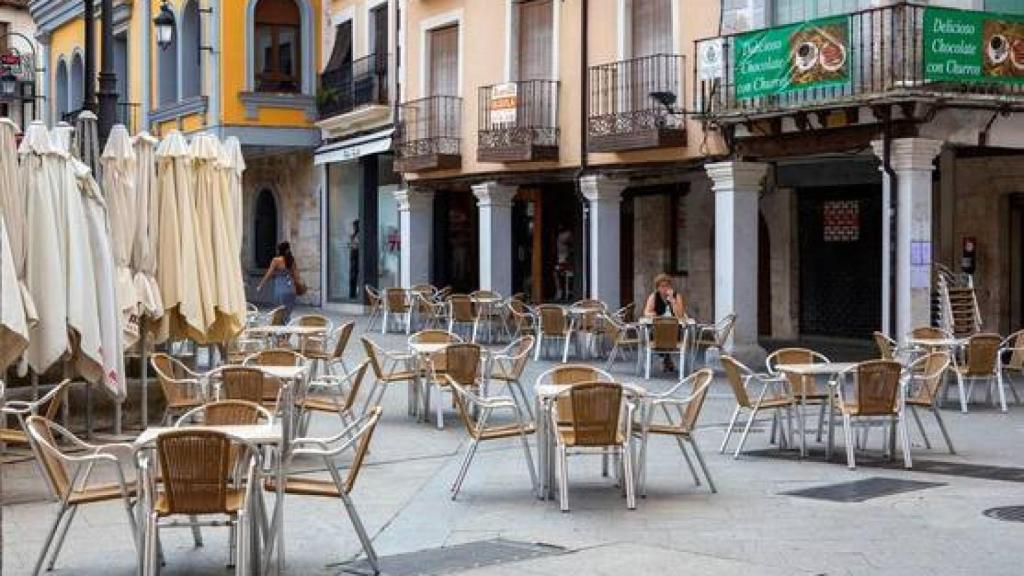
xmin=575 ymin=0 xmax=590 ymax=298
xmin=881 ymin=122 xmax=896 ymax=337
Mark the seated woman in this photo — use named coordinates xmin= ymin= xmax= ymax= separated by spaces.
xmin=643 ymin=274 xmax=687 ymax=372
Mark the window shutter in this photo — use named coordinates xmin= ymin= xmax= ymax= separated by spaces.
xmin=517 ymin=0 xmax=553 ymax=81
xmin=632 ymin=0 xmax=672 ymax=57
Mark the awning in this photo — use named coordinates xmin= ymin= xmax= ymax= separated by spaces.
xmin=314 ymin=129 xmax=393 ymax=165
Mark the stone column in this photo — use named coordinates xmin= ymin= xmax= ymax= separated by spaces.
xmin=472 ymin=181 xmax=517 ymax=296
xmin=872 ymin=138 xmax=943 ymax=342
xmin=394 ymin=188 xmax=434 ymax=288
xmin=706 ymin=161 xmax=769 ymax=366
xmin=581 ymin=175 xmax=627 ymax=308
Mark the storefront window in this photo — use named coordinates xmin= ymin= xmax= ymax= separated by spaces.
xmin=377 ymin=155 xmax=401 ymax=288
xmin=327 ymin=160 xmax=362 ymax=302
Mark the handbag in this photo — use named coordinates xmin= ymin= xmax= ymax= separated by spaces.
xmin=292 ymin=269 xmax=308 ymax=296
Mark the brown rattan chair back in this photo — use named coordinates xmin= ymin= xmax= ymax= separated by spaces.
xmin=768 ymin=348 xmax=828 ymax=397
xmin=151 ymin=353 xmax=199 ymax=407
xmin=219 ymin=367 xmax=266 ymax=405
xmin=965 ymin=333 xmax=1001 ymax=376
xmin=471 ymin=290 xmax=501 ymax=300
xmin=361 ymin=337 xmax=385 ymax=378
xmin=1005 ymin=330 xmax=1024 ymax=370
xmin=538 ymin=304 xmax=567 ymax=334
xmin=365 ymin=285 xmax=382 ymax=308
xmin=508 ymin=335 xmax=534 ymax=378
xmin=268 ymin=306 xmax=288 ymax=326
xmin=852 ymin=360 xmax=903 ymax=416
xmin=343 ymin=407 xmax=383 ymax=494
xmin=602 ymin=313 xmax=623 ymax=342
xmin=908 ymin=351 xmax=951 ymax=404
xmin=201 ymin=400 xmax=266 ymax=425
xmin=720 ymin=355 xmax=752 ymax=408
xmin=444 ymin=343 xmax=482 ymax=387
xmin=331 ymin=321 xmax=356 ymax=360
xmin=25 ymin=416 xmax=70 ymax=496
xmin=448 ymin=294 xmax=476 ymax=322
xmin=248 ymin=348 xmax=303 ymax=367
xmin=713 ymin=314 xmax=737 ymax=347
xmin=385 ymin=288 xmax=408 ymax=312
xmin=679 ymin=369 xmax=714 ymax=432
xmin=547 ymin=365 xmax=611 ymax=422
xmin=651 ymin=317 xmax=681 ymax=351
xmin=873 ymin=331 xmax=896 ymax=360
xmin=296 ymin=314 xmax=330 ymax=328
xmin=568 ymin=382 xmax=623 ymax=446
xmin=911 ymin=326 xmax=950 ymax=340
xmin=411 ymin=329 xmax=460 ymax=344
xmin=156 ymin=429 xmax=233 ymax=514
xmin=615 ymin=302 xmax=636 ymax=323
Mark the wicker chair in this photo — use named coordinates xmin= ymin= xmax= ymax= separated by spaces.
xmin=998 ymin=329 xmax=1024 ymax=408
xmin=953 ymin=333 xmax=1003 ymax=412
xmin=297 ymin=359 xmax=371 ymax=436
xmin=766 ymin=347 xmax=831 ymax=443
xmin=144 ymin=429 xmax=260 ymax=573
xmin=214 ymin=366 xmax=273 ymax=408
xmin=614 ymin=302 xmax=636 ymax=324
xmin=488 ymin=336 xmax=536 ymax=418
xmin=427 ymin=343 xmax=483 ymax=429
xmin=361 ymin=336 xmax=417 ymax=415
xmin=412 ymin=290 xmax=447 ymax=331
xmin=719 ymin=355 xmax=796 ymax=458
xmin=1 ymin=380 xmax=69 ymax=457
xmin=535 ymin=304 xmax=570 ymax=361
xmin=175 ymin=400 xmax=273 ymax=427
xmin=264 ymin=407 xmax=383 ymax=574
xmin=448 ymin=375 xmax=537 ymax=500
xmin=633 ymin=369 xmax=716 ymax=496
xmin=645 ymin=317 xmax=688 ymax=381
xmin=536 ymin=364 xmax=614 ymax=424
xmin=409 ymin=329 xmax=463 ymax=379
xmin=26 ymin=416 xmax=137 ymax=575
xmin=603 ymin=313 xmax=641 ymax=374
xmin=506 ymin=299 xmax=537 ymax=339
xmin=446 ymin=294 xmax=477 ymax=341
xmin=365 ymin=285 xmax=384 ymax=332
xmin=304 ymin=321 xmax=356 ymax=381
xmin=290 ymin=313 xmax=333 ymax=356
xmin=832 ymin=360 xmax=910 ymax=469
xmin=151 ymin=353 xmax=207 ymax=425
xmin=268 ymin=305 xmax=288 ymax=326
xmin=244 ymin=348 xmax=305 ymax=367
xmin=693 ymin=314 xmax=735 ymax=368
xmin=873 ymin=331 xmax=898 ymax=360
xmin=567 ymin=299 xmax=607 ymax=361
xmin=550 ymin=382 xmax=636 ymax=512
xmin=904 ymin=352 xmax=955 ymax=454
xmin=909 ymin=326 xmax=952 ymax=340
xmin=382 ymin=287 xmax=411 ymax=334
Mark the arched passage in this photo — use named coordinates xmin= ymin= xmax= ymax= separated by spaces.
xmin=254 ymin=188 xmax=279 ymax=268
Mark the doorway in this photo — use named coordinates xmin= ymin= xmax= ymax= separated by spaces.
xmin=433 ymin=191 xmax=478 ymax=293
xmin=254 ymin=188 xmax=279 ymax=268
xmin=1009 ymin=194 xmax=1024 ymax=332
xmin=797 ymin=185 xmax=882 ymax=338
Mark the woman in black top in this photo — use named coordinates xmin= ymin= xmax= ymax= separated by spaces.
xmin=643 ymin=274 xmax=687 ymax=371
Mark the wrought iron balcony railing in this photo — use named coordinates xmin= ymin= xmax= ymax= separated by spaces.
xmin=695 ymin=2 xmax=1024 ymax=122
xmin=588 ymin=53 xmax=686 ymax=152
xmin=477 ymin=79 xmax=559 ymax=162
xmin=394 ymin=95 xmax=462 ymax=172
xmin=318 ymin=53 xmax=390 ymax=120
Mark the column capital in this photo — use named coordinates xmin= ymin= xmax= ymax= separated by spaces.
xmin=394 ymin=188 xmax=434 ymax=212
xmin=705 ymin=161 xmax=769 ymax=194
xmin=472 ymin=181 xmax=517 ymax=208
xmin=580 ymin=174 xmax=628 ymax=203
xmin=870 ymin=138 xmax=943 ymax=173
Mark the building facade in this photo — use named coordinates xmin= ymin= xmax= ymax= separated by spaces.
xmin=0 ymin=0 xmax=41 ymax=127
xmin=29 ymin=0 xmax=325 ymax=303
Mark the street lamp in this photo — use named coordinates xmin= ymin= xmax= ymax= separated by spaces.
xmin=0 ymin=69 xmax=16 ymax=97
xmin=154 ymin=2 xmax=176 ymax=50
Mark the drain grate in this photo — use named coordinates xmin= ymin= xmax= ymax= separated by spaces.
xmin=983 ymin=506 xmax=1024 ymax=523
xmin=332 ymin=538 xmax=567 ymax=576
xmin=782 ymin=477 xmax=945 ymax=503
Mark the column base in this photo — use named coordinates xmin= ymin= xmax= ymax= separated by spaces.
xmin=722 ymin=343 xmax=767 ymax=369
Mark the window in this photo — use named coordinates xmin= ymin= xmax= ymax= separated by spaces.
xmin=632 ymin=0 xmax=672 ymax=57
xmin=428 ymin=25 xmax=458 ymax=96
xmin=987 ymin=0 xmax=1024 ymax=15
xmin=254 ymin=0 xmax=301 ymax=92
xmin=157 ymin=16 xmax=178 ymax=105
xmin=0 ymin=22 xmax=8 ymax=53
xmin=180 ymin=0 xmax=202 ymax=98
xmin=369 ymin=3 xmax=388 ymax=59
xmin=515 ymin=0 xmax=553 ymax=81
xmin=70 ymin=52 xmax=84 ymax=112
xmin=771 ymin=0 xmax=869 ymax=26
xmin=55 ymin=58 xmax=69 ymax=120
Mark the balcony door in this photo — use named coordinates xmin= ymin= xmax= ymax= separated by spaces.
xmin=515 ymin=0 xmax=553 ymax=81
xmin=324 ymin=20 xmax=353 ymax=112
xmin=631 ymin=0 xmax=672 ymax=58
xmin=629 ymin=0 xmax=674 ymax=116
xmin=428 ymin=25 xmax=459 ymax=141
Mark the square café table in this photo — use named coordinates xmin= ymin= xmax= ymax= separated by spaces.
xmin=774 ymin=362 xmax=857 ymax=459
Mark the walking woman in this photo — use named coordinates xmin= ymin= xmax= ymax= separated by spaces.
xmin=257 ymin=241 xmax=301 ymax=323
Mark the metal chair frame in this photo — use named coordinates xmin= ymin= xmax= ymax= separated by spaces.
xmin=719 ymin=356 xmax=797 ymax=459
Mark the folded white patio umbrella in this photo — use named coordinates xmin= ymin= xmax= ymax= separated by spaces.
xmin=131 ymin=132 xmax=164 ymax=329
xmin=156 ymin=131 xmax=206 ymax=342
xmin=190 ymin=133 xmax=241 ymax=343
xmin=101 ymin=125 xmax=141 ymax=347
xmin=0 ymin=119 xmax=32 ymax=372
xmin=20 ymin=122 xmax=68 ymax=375
xmin=221 ymin=136 xmax=246 ymax=253
xmin=50 ymin=125 xmax=105 ymax=388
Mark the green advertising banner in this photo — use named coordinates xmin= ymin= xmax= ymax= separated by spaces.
xmin=924 ymin=7 xmax=1024 ymax=84
xmin=734 ymin=15 xmax=850 ymax=100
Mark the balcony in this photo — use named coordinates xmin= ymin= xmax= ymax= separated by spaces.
xmin=394 ymin=95 xmax=462 ymax=173
xmin=317 ymin=53 xmax=391 ymax=138
xmin=695 ymin=2 xmax=1024 ymax=124
xmin=61 ymin=102 xmax=140 ymax=134
xmin=588 ymin=53 xmax=686 ymax=153
xmin=477 ymin=80 xmax=559 ymax=163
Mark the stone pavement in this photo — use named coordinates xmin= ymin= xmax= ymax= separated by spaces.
xmin=3 ymin=309 xmax=1024 ymax=575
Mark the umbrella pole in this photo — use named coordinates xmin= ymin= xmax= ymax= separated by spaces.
xmin=140 ymin=319 xmax=148 ymax=429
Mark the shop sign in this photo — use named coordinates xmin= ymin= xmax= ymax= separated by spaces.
xmin=697 ymin=38 xmax=724 ymax=81
xmin=733 ymin=15 xmax=850 ymax=99
xmin=0 ymin=49 xmax=30 ymax=81
xmin=489 ymin=82 xmax=517 ymax=125
xmin=924 ymin=7 xmax=1024 ymax=85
